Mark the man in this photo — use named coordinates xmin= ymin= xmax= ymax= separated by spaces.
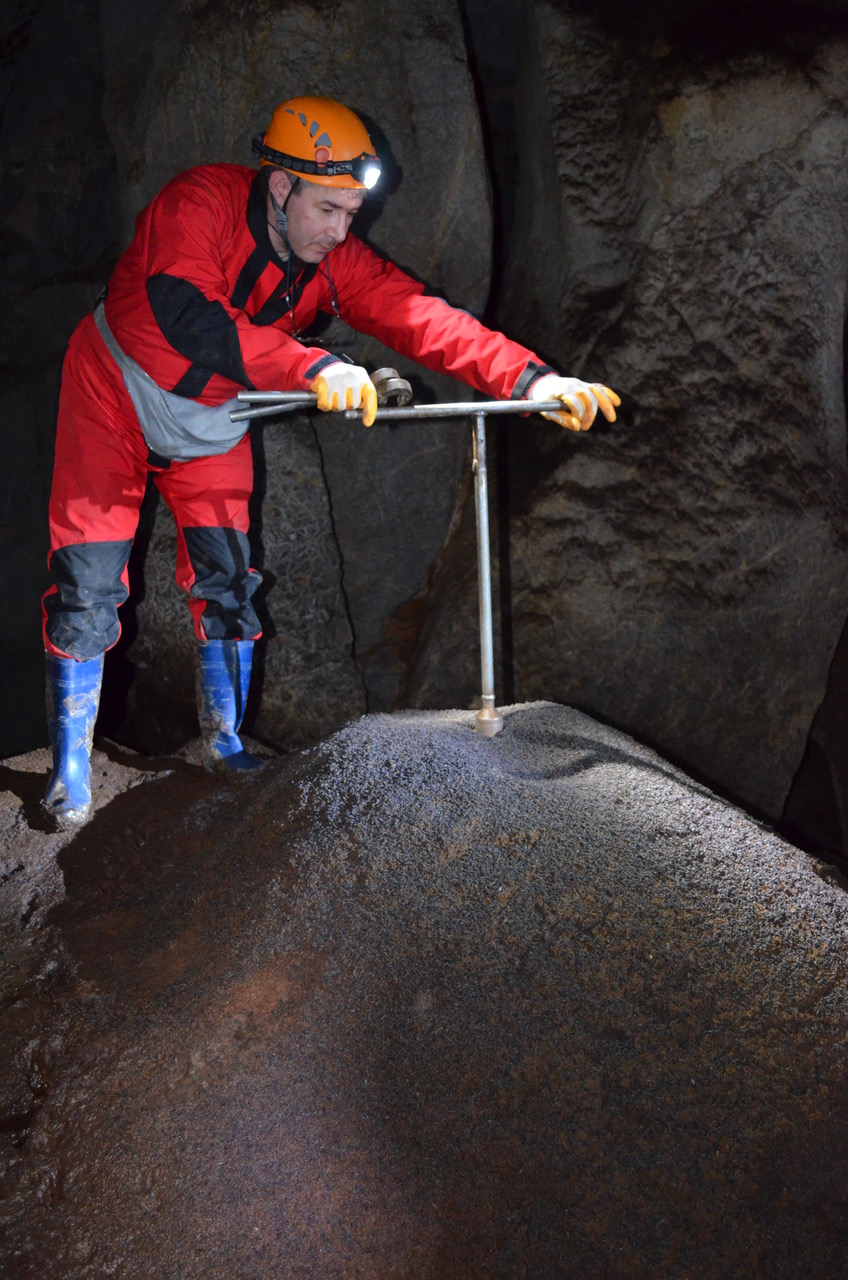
xmin=42 ymin=94 xmax=620 ymax=827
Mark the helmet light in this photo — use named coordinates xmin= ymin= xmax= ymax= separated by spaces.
xmin=252 ymin=135 xmax=382 ymax=190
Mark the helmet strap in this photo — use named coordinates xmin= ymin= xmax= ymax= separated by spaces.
xmin=268 ymin=176 xmax=302 ymax=257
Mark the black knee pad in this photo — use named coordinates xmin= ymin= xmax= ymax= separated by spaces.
xmin=183 ymin=526 xmax=262 ymax=640
xmin=44 ymin=540 xmax=133 ymax=660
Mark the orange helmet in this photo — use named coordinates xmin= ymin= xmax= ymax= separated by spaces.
xmin=252 ymin=95 xmax=381 ymax=190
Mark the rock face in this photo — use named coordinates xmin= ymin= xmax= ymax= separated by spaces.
xmin=0 ymin=0 xmax=120 ymax=757
xmin=485 ymin=2 xmax=848 ymax=819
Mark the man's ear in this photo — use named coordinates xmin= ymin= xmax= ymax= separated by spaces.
xmin=268 ymin=168 xmax=293 ymax=204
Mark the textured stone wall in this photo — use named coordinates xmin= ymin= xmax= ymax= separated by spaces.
xmin=413 ymin=1 xmax=848 ymax=821
xmin=0 ymin=0 xmax=120 ymax=756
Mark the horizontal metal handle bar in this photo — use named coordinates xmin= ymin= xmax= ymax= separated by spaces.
xmin=343 ymin=400 xmax=563 ymax=421
xmin=230 ymin=396 xmax=565 ymax=423
xmin=237 ymin=390 xmax=317 ymax=403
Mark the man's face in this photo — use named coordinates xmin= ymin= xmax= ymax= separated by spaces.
xmin=270 ymin=172 xmax=364 ymax=262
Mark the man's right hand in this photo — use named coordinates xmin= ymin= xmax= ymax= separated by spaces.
xmin=311 ymin=362 xmax=378 ymax=427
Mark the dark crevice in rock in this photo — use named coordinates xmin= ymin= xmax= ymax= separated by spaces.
xmin=390 ymin=452 xmax=476 ymax=711
xmin=778 ymin=242 xmax=848 ymax=867
xmin=455 ymin=0 xmax=519 ymax=316
xmin=781 ymin=610 xmax=848 ymax=870
xmin=309 ymin=419 xmax=370 ymax=713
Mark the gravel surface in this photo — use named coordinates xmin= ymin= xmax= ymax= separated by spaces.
xmin=1 ymin=702 xmax=847 ymax=1278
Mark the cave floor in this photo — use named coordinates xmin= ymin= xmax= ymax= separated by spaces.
xmin=1 ymin=709 xmax=848 ymax=1280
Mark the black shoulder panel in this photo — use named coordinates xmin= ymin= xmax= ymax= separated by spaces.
xmin=147 ymin=274 xmax=251 ymax=392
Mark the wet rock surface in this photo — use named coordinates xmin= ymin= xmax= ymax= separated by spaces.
xmin=2 ymin=703 xmax=847 ymax=1278
xmin=488 ymin=2 xmax=848 ymax=820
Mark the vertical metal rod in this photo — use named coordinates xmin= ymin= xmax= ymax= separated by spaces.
xmin=472 ymin=411 xmax=504 ymax=737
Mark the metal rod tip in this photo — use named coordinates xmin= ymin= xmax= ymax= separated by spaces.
xmin=474 ymin=707 xmax=504 ymax=737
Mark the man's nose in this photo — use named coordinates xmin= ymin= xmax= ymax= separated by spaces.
xmin=331 ymin=211 xmax=350 ymax=240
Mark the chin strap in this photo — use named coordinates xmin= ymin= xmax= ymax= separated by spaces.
xmin=270 ymin=177 xmax=303 ymax=257
xmin=268 ymin=187 xmax=294 ymax=255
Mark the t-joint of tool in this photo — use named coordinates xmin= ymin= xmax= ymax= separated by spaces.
xmin=371 ymin=368 xmax=413 ymax=407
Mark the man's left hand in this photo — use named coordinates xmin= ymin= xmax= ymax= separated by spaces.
xmin=529 ymin=374 xmax=621 ymax=432
xmin=311 ymin=362 xmax=378 ymax=427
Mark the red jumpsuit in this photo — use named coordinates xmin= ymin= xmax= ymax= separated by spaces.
xmin=43 ymin=164 xmax=553 ymax=659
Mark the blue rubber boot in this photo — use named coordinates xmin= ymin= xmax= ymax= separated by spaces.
xmin=43 ymin=652 xmax=104 ymax=829
xmin=195 ymin=639 xmax=264 ymax=772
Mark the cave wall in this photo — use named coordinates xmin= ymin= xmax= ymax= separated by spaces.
xmin=2 ymin=0 xmax=848 ymax=848
xmin=0 ymin=0 xmax=120 ymax=756
xmin=509 ymin=0 xmax=848 ymax=822
xmin=414 ymin=0 xmax=848 ymax=826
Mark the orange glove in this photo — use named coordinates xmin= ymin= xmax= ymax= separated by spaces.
xmin=311 ymin=362 xmax=378 ymax=427
xmin=529 ymin=374 xmax=621 ymax=432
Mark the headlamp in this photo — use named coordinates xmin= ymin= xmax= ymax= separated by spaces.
xmin=252 ymin=135 xmax=382 ymax=188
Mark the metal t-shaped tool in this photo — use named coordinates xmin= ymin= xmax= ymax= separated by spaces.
xmin=232 ymin=389 xmax=565 ymax=737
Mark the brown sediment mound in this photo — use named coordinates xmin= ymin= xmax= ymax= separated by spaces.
xmin=2 ymin=703 xmax=847 ymax=1278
